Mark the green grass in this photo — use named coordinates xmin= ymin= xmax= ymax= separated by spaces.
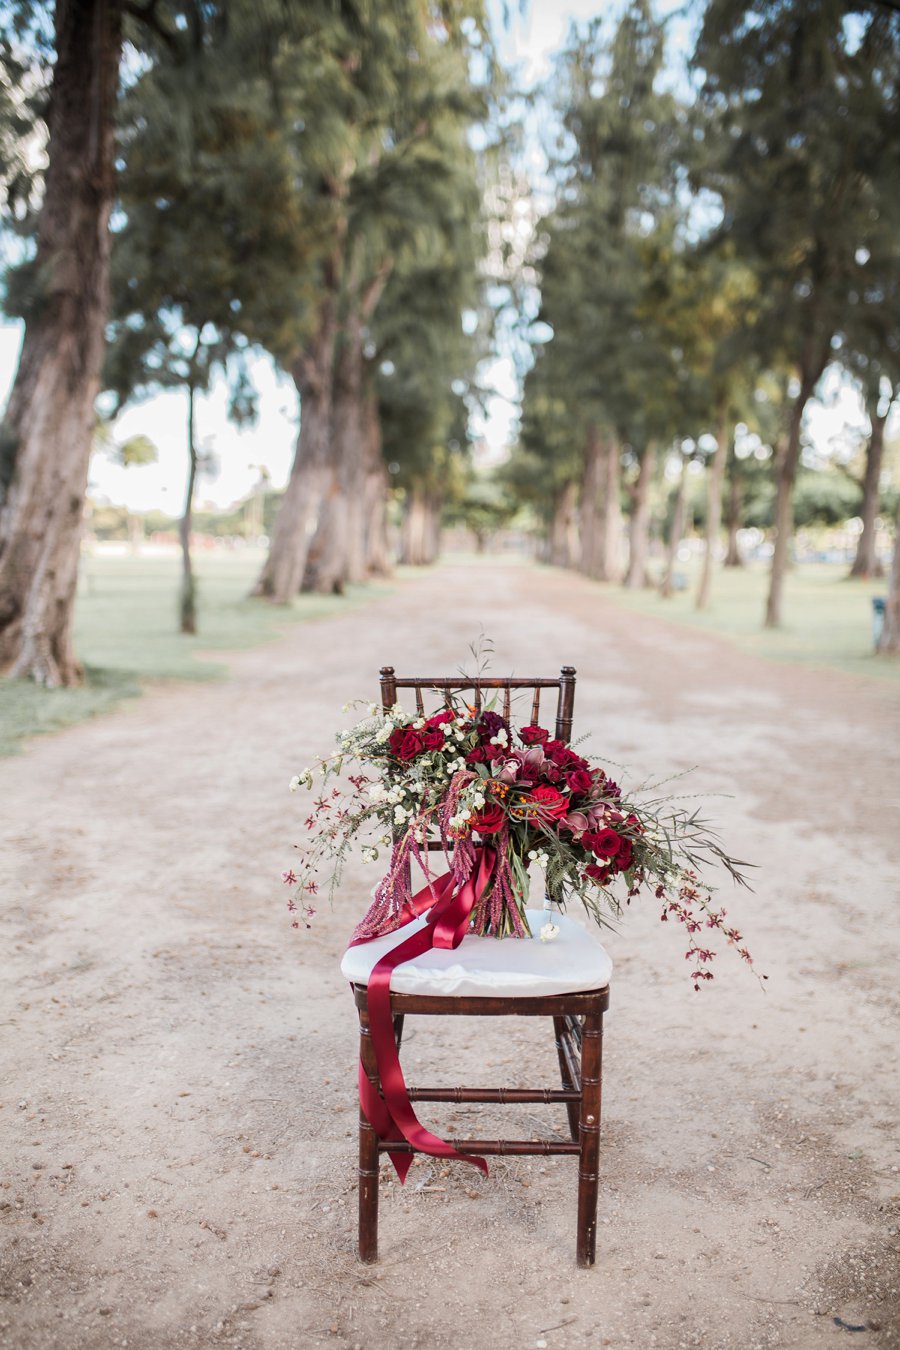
xmin=0 ymin=549 xmax=389 ymax=755
xmin=599 ymin=556 xmax=899 ymax=685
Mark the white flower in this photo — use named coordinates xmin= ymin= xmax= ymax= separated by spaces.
xmin=540 ymin=922 xmax=560 ymax=944
xmin=361 ymin=846 xmax=379 ymax=864
xmin=413 ymin=718 xmax=425 ymax=730
xmin=368 ymin=702 xmax=380 ymax=715
xmin=442 ymin=724 xmax=453 ymax=737
xmin=369 ymin=783 xmax=386 ymax=803
xmin=393 ymin=805 xmax=408 ymax=824
xmin=289 ymin=776 xmax=302 ymax=793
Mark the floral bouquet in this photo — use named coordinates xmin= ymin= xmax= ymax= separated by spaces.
xmin=286 ymin=695 xmax=757 ymax=989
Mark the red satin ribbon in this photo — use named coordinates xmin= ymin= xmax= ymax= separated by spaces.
xmin=349 ymin=848 xmax=496 ymax=1182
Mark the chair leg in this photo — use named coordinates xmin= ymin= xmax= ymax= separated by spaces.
xmin=552 ymin=1016 xmax=580 ymax=1141
xmin=576 ymin=1005 xmax=603 ymax=1267
xmin=357 ymin=1001 xmax=380 ymax=1264
xmin=393 ymin=1013 xmax=405 ymax=1050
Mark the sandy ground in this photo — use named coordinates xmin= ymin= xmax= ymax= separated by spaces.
xmin=1 ymin=559 xmax=899 ymax=1350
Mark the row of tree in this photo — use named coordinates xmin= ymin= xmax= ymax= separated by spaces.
xmin=0 ymin=0 xmax=493 ymax=681
xmin=512 ymin=0 xmax=899 ymax=637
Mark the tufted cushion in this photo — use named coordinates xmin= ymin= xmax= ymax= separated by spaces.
xmin=341 ymin=907 xmax=612 ymax=998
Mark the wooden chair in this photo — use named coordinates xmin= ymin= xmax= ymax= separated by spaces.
xmin=341 ymin=665 xmax=611 ymax=1267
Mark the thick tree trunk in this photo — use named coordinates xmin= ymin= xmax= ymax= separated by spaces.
xmin=849 ymin=394 xmax=889 ymax=580
xmin=660 ymin=455 xmax=689 ymax=599
xmin=0 ymin=0 xmax=123 ymax=685
xmin=695 ymin=407 xmax=729 ymax=610
xmin=180 ymin=382 xmax=198 ymax=635
xmin=724 ymin=442 xmax=745 ymax=568
xmin=878 ymin=500 xmax=900 ymax=655
xmin=400 ymin=485 xmax=440 ymax=565
xmin=764 ymin=359 xmax=824 ymax=629
xmin=579 ymin=427 xmax=622 ymax=582
xmin=302 ymin=322 xmax=366 ymax=594
xmin=624 ymin=446 xmax=654 ymax=590
xmin=252 ymin=311 xmax=337 ymax=603
xmin=549 ymin=480 xmax=579 ymax=568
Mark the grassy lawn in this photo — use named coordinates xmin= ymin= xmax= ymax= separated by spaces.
xmin=600 ymin=555 xmax=898 ymax=685
xmin=0 ymin=548 xmax=389 ymax=755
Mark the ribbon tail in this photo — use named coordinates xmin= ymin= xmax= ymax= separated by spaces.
xmin=354 ymin=852 xmax=497 ymax=1182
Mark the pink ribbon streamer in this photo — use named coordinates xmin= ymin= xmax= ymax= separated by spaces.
xmin=348 ymin=848 xmax=497 ymax=1182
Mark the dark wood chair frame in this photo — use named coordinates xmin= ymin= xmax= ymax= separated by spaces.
xmin=350 ymin=665 xmax=610 ymax=1267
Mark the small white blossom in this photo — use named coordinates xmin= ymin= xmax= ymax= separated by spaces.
xmin=442 ymin=723 xmax=453 ymax=737
xmin=413 ymin=718 xmax=425 ymax=730
xmin=540 ymin=922 xmax=560 ymax=943
xmin=289 ymin=776 xmax=302 ymax=793
xmin=361 ymin=846 xmax=379 ymax=864
xmin=393 ymin=805 xmax=409 ymax=824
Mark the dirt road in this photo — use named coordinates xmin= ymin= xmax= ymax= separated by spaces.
xmin=2 ymin=559 xmax=898 ymax=1350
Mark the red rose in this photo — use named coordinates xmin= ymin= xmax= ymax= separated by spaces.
xmin=541 ymin=761 xmax=561 ymax=783
xmin=585 ymin=862 xmax=612 ymax=884
xmin=426 ymin=710 xmax=454 ymax=728
xmin=526 ymin=784 xmax=568 ymax=819
xmin=422 ymin=730 xmax=444 ymax=750
xmin=470 ymin=802 xmax=505 ymax=835
xmin=566 ymin=768 xmax=593 ymax=796
xmin=592 ymin=827 xmax=622 ymax=857
xmin=389 ymin=727 xmax=424 ymax=762
xmin=465 ymin=745 xmax=487 ymax=764
xmin=615 ymin=840 xmax=634 ymax=872
xmin=520 ymin=725 xmax=550 ymax=745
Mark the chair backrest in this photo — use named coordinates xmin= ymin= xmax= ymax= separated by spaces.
xmin=378 ymin=665 xmax=577 ymax=743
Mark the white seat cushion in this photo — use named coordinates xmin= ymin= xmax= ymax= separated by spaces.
xmin=341 ymin=907 xmax=612 ymax=998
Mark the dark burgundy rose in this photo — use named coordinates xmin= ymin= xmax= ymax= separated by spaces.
xmin=520 ymin=725 xmax=550 ymax=745
xmin=540 ymin=761 xmax=561 ymax=783
xmin=604 ymin=779 xmax=622 ymax=800
xmin=585 ymin=862 xmax=612 ymax=884
xmin=615 ymin=840 xmax=634 ymax=872
xmin=485 ymin=742 xmax=507 ymax=761
xmin=527 ymin=784 xmax=568 ymax=819
xmin=592 ymin=827 xmax=622 ymax=857
xmin=422 ymin=729 xmax=444 ymax=750
xmin=566 ymin=768 xmax=593 ymax=796
xmin=389 ymin=727 xmax=424 ymax=761
xmin=478 ymin=710 xmax=509 ymax=740
xmin=426 ymin=710 xmax=454 ymax=727
xmin=470 ymin=802 xmax=505 ymax=835
xmin=465 ymin=745 xmax=487 ymax=764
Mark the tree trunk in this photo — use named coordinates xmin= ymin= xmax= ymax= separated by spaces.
xmin=724 ymin=441 xmax=745 ymax=568
xmin=362 ymin=384 xmax=392 ymax=577
xmin=400 ymin=484 xmax=440 ymax=565
xmin=695 ymin=406 xmax=729 ymax=610
xmin=549 ymin=480 xmax=579 ymax=568
xmin=661 ymin=455 xmax=689 ymax=599
xmin=764 ymin=358 xmax=825 ymax=629
xmin=578 ymin=425 xmax=601 ymax=578
xmin=849 ymin=393 xmax=889 ymax=580
xmin=252 ymin=310 xmax=337 ymax=603
xmin=0 ymin=0 xmax=123 ymax=685
xmin=878 ymin=500 xmax=900 ymax=655
xmin=180 ymin=381 xmax=198 ymax=634
xmin=302 ymin=320 xmax=366 ymax=594
xmin=624 ymin=446 xmax=654 ymax=589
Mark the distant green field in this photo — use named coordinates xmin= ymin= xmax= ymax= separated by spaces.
xmin=0 ymin=548 xmax=389 ymax=755
xmin=599 ymin=555 xmax=898 ymax=685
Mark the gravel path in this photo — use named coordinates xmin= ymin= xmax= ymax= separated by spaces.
xmin=2 ymin=558 xmax=898 ymax=1350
